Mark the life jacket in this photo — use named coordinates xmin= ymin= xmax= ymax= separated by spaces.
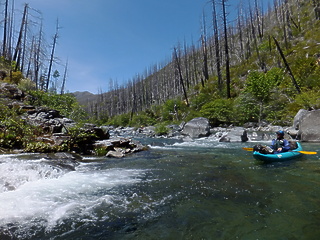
xmin=271 ymin=138 xmax=290 ymax=152
xmin=274 ymin=139 xmax=284 ymax=149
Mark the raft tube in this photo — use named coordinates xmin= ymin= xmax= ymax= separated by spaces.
xmin=253 ymin=142 xmax=303 ymax=162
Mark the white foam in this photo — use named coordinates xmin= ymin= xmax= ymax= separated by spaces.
xmin=0 ymin=155 xmax=145 ymax=230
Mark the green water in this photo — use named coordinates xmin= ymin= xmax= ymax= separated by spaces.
xmin=0 ymin=139 xmax=319 ymax=239
xmin=117 ymin=140 xmax=320 ymax=240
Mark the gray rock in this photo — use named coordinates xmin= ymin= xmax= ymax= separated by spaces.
xmin=181 ymin=117 xmax=210 ymax=138
xmin=298 ymin=110 xmax=320 ymax=142
xmin=218 ymin=127 xmax=248 ymax=142
xmin=293 ymin=109 xmax=308 ymax=130
xmin=106 ymin=150 xmax=125 ymax=158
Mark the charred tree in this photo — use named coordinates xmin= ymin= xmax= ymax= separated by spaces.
xmin=60 ymin=59 xmax=68 ymax=94
xmin=173 ymin=47 xmax=189 ymax=106
xmin=13 ymin=3 xmax=29 ymax=71
xmin=273 ymin=36 xmax=301 ymax=94
xmin=222 ymin=0 xmax=231 ymax=98
xmin=46 ymin=19 xmax=59 ymax=91
xmin=2 ymin=0 xmax=9 ymax=57
xmin=212 ymin=0 xmax=222 ymax=91
xmin=201 ymin=12 xmax=209 ymax=82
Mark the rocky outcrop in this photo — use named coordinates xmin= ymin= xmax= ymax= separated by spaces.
xmin=181 ymin=117 xmax=210 ymax=138
xmin=297 ymin=109 xmax=320 ymax=142
xmin=94 ymin=138 xmax=148 ymax=158
xmin=0 ymin=82 xmax=25 ymax=100
xmin=0 ymin=82 xmax=148 ymax=157
xmin=26 ymin=108 xmax=75 ymax=133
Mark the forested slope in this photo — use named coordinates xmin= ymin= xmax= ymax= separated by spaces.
xmin=80 ymin=0 xmax=320 ymax=128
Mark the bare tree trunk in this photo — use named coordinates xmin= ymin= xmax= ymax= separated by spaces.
xmin=34 ymin=23 xmax=43 ymax=89
xmin=7 ymin=0 xmax=14 ymax=61
xmin=46 ymin=19 xmax=59 ymax=91
xmin=20 ymin=5 xmax=29 ymax=73
xmin=222 ymin=0 xmax=231 ymax=99
xmin=2 ymin=0 xmax=9 ymax=57
xmin=237 ymin=7 xmax=244 ymax=60
xmin=273 ymin=36 xmax=301 ymax=94
xmin=12 ymin=4 xmax=28 ymax=71
xmin=249 ymin=3 xmax=266 ymax=72
xmin=183 ymin=39 xmax=190 ymax=89
xmin=212 ymin=0 xmax=222 ymax=91
xmin=13 ymin=3 xmax=28 ymax=71
xmin=26 ymin=36 xmax=34 ymax=79
xmin=60 ymin=59 xmax=68 ymax=94
xmin=174 ymin=47 xmax=189 ymax=106
xmin=201 ymin=12 xmax=209 ymax=82
xmin=254 ymin=0 xmax=263 ymax=39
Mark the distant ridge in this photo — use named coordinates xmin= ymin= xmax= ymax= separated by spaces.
xmin=72 ymin=91 xmax=97 ymax=106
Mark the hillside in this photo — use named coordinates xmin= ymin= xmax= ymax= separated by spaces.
xmin=77 ymin=0 xmax=320 ymax=128
xmin=72 ymin=91 xmax=97 ymax=106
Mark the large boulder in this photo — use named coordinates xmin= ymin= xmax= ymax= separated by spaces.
xmin=297 ymin=110 xmax=320 ymax=142
xmin=218 ymin=127 xmax=248 ymax=142
xmin=293 ymin=109 xmax=308 ymax=130
xmin=181 ymin=117 xmax=210 ymax=138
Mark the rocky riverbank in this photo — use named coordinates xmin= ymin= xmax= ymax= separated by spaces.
xmin=107 ymin=111 xmax=320 ymax=143
xmin=1 ymin=82 xmax=319 ymax=160
xmin=0 ymin=82 xmax=147 ymax=158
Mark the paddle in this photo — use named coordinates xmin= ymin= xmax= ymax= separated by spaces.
xmin=242 ymin=147 xmax=317 ymax=155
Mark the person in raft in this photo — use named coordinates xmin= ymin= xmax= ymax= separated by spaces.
xmin=271 ymin=130 xmax=291 ymax=154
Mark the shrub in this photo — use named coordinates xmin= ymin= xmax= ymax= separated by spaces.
xmin=4 ymin=71 xmax=23 ymax=84
xmin=154 ymin=123 xmax=169 ymax=136
xmin=27 ymin=91 xmax=87 ymax=121
xmin=18 ymin=78 xmax=36 ymax=91
xmin=24 ymin=142 xmax=53 ymax=153
xmin=200 ymin=98 xmax=234 ymax=126
xmin=131 ymin=112 xmax=156 ymax=127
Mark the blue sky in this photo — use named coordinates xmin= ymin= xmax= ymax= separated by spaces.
xmin=14 ymin=0 xmax=271 ymax=94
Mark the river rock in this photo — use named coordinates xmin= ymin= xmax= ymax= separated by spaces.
xmin=106 ymin=148 xmax=125 ymax=158
xmin=94 ymin=137 xmax=148 ymax=158
xmin=218 ymin=127 xmax=248 ymax=142
xmin=297 ymin=109 xmax=320 ymax=142
xmin=181 ymin=117 xmax=210 ymax=138
xmin=293 ymin=109 xmax=308 ymax=130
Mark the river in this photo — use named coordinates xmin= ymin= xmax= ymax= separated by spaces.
xmin=0 ymin=136 xmax=319 ymax=240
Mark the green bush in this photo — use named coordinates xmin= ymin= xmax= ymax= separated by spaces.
xmin=154 ymin=123 xmax=169 ymax=136
xmin=24 ymin=142 xmax=53 ymax=153
xmin=233 ymin=93 xmax=260 ymax=124
xmin=27 ymin=91 xmax=88 ymax=121
xmin=200 ymin=98 xmax=234 ymax=126
xmin=107 ymin=113 xmax=131 ymax=127
xmin=3 ymin=71 xmax=23 ymax=84
xmin=18 ymin=78 xmax=36 ymax=91
xmin=0 ymin=108 xmax=40 ymax=149
xmin=131 ymin=112 xmax=156 ymax=127
xmin=94 ymin=147 xmax=108 ymax=156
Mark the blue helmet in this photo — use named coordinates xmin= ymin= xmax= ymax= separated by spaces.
xmin=276 ymin=130 xmax=284 ymax=136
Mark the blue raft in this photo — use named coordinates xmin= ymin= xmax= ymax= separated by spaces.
xmin=253 ymin=142 xmax=303 ymax=162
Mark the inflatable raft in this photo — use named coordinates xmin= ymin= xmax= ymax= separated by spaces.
xmin=253 ymin=142 xmax=303 ymax=162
